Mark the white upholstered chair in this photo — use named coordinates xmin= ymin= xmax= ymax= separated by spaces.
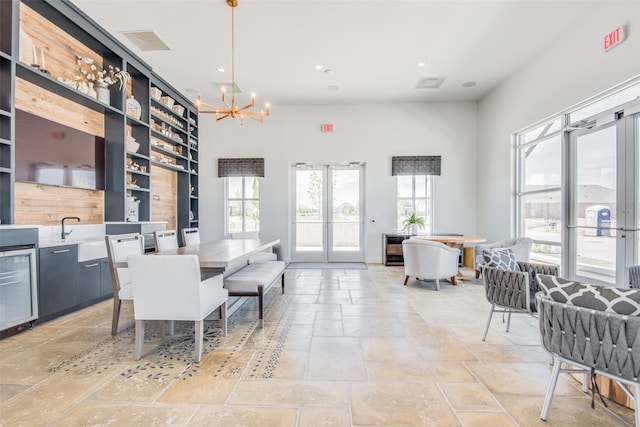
xmin=231 ymin=231 xmax=277 ymax=263
xmin=402 ymin=238 xmax=460 ymax=290
xmin=474 ymin=237 xmax=533 ymax=278
xmin=154 ymin=230 xmax=179 ymax=252
xmin=105 ymin=233 xmax=144 ymax=336
xmin=181 ymin=227 xmax=201 ymax=247
xmin=127 ymin=254 xmax=228 ymax=363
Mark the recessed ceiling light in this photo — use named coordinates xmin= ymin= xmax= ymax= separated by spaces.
xmin=216 ymin=67 xmax=225 ymax=73
xmin=462 ymin=81 xmax=477 ymax=88
xmin=417 ymin=62 xmax=427 ymax=68
xmin=327 ymin=85 xmax=339 ymax=91
xmin=315 ymin=65 xmax=324 ymax=71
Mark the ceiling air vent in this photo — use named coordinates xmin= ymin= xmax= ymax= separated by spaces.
xmin=416 ymin=77 xmax=446 ymax=89
xmin=210 ymin=82 xmax=243 ymax=94
xmin=120 ymin=31 xmax=170 ymax=51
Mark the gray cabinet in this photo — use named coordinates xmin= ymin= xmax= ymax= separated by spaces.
xmin=100 ymin=258 xmax=113 ymax=297
xmin=39 ymin=246 xmax=113 ymax=322
xmin=38 ymin=245 xmax=77 ymax=319
xmin=77 ymin=259 xmax=102 ymax=303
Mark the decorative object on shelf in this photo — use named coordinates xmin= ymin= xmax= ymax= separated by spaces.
xmin=401 ymin=212 xmax=425 ymax=235
xmin=96 ymin=81 xmax=110 ymax=104
xmin=172 ymin=105 xmax=185 ymax=116
xmin=196 ymin=0 xmax=270 ymax=124
xmin=190 ymin=210 xmax=195 ymax=220
xmin=160 ymin=96 xmax=175 ymax=109
xmin=126 ymin=96 xmax=142 ymax=120
xmin=150 ymin=87 xmax=162 ymax=101
xmin=140 ymin=166 xmax=147 ymax=173
xmin=76 ymin=56 xmax=130 ymax=91
xmin=78 ymin=81 xmax=90 ymax=95
xmin=19 ymin=27 xmax=34 ymax=65
xmin=126 ymin=131 xmax=140 ymax=153
xmin=87 ymin=82 xmax=97 ymax=99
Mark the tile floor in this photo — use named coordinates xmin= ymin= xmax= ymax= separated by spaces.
xmin=0 ymin=265 xmax=636 ymax=426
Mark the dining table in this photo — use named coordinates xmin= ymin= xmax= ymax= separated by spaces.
xmin=155 ymin=238 xmax=280 ymax=277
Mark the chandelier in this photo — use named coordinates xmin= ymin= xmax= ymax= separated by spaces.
xmin=197 ymin=0 xmax=269 ymax=124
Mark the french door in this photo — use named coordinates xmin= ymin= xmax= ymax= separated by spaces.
xmin=290 ymin=163 xmax=364 ymax=262
xmin=566 ymin=109 xmax=640 ymax=285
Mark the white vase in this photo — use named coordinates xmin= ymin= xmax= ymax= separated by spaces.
xmin=126 ymin=96 xmax=142 ymax=120
xmin=87 ymin=82 xmax=97 ymax=99
xmin=411 ymin=224 xmax=418 ymax=235
xmin=96 ymin=82 xmax=110 ymax=104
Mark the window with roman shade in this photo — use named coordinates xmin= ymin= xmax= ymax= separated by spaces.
xmin=218 ymin=158 xmax=264 ymax=235
xmin=392 ymin=156 xmax=439 ymax=234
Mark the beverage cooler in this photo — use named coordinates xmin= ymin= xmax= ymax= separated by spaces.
xmin=0 ymin=245 xmax=38 ymax=335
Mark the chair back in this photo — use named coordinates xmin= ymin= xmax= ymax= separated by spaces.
xmin=630 ymin=265 xmax=640 ymax=289
xmin=105 ymin=233 xmax=144 ymax=296
xmin=154 ymin=230 xmax=179 ymax=252
xmin=181 ymin=227 xmax=201 ymax=246
xmin=231 ymin=231 xmax=260 ymax=239
xmin=127 ymin=254 xmax=203 ymax=321
xmin=402 ymin=238 xmax=459 ymax=279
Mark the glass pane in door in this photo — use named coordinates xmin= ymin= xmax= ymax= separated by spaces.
xmin=331 ymin=168 xmax=360 ymax=252
xmin=295 ymin=169 xmax=324 ymax=252
xmin=574 ymin=125 xmax=617 ymax=283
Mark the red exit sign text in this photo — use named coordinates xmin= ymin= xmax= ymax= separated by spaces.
xmin=604 ymin=26 xmax=627 ymax=52
xmin=321 ymin=123 xmax=333 ymax=133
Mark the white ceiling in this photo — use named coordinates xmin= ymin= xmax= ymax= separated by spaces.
xmin=70 ymin=0 xmax=603 ymax=107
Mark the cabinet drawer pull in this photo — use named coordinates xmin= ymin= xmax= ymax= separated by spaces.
xmin=53 ymin=249 xmax=71 ymax=254
xmin=84 ymin=263 xmax=99 ymax=268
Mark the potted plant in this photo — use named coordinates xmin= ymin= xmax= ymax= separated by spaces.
xmin=402 ymin=212 xmax=425 ymax=235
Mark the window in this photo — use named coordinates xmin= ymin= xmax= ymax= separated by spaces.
xmin=514 ymin=79 xmax=640 ymax=284
xmin=225 ymin=176 xmax=260 ymax=234
xmin=396 ymin=175 xmax=433 ymax=233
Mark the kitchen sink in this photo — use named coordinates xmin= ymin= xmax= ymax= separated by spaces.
xmin=77 ymin=239 xmax=107 ymax=262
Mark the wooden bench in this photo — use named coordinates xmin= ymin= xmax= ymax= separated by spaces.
xmin=223 ymin=260 xmax=285 ymax=326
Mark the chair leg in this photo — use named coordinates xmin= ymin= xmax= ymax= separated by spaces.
xmin=281 ymin=274 xmax=285 ymax=293
xmin=540 ymin=357 xmax=563 ymax=420
xmin=450 ymin=276 xmax=457 ymax=285
xmin=220 ymin=301 xmax=228 ymax=336
xmin=435 ymin=279 xmax=440 ymax=291
xmin=194 ymin=320 xmax=204 ymax=363
xmin=258 ymin=286 xmax=264 ymax=328
xmin=475 ymin=269 xmax=481 ymax=279
xmin=111 ymin=298 xmax=122 ymax=336
xmin=404 ymin=275 xmax=409 ymax=286
xmin=482 ymin=304 xmax=495 ymax=341
xmin=134 ymin=319 xmax=144 ymax=360
xmin=633 ymin=384 xmax=640 ymax=427
xmin=506 ymin=310 xmax=512 ymax=333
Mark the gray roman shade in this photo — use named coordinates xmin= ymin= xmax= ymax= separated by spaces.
xmin=391 ymin=156 xmax=441 ymax=176
xmin=218 ymin=158 xmax=265 ymax=177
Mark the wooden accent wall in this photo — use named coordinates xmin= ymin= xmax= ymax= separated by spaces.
xmin=14 ymin=182 xmax=103 ymax=225
xmin=19 ymin=3 xmax=103 ymax=82
xmin=151 ymin=166 xmax=177 ymax=231
xmin=15 ymin=78 xmax=104 ymax=137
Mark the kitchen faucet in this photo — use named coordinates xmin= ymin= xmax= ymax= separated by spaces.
xmin=61 ymin=216 xmax=81 ymax=240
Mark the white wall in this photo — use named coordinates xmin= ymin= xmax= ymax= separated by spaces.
xmin=477 ymin=2 xmax=640 ymax=243
xmin=198 ymin=102 xmax=477 ymax=262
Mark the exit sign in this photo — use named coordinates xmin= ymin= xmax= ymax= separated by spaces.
xmin=321 ymin=123 xmax=333 ymax=133
xmin=604 ymin=25 xmax=627 ymax=52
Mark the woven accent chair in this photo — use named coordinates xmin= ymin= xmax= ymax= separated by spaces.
xmin=482 ymin=261 xmax=558 ymax=341
xmin=537 ymin=292 xmax=640 ymax=426
xmin=630 ymin=265 xmax=640 ymax=289
xmin=474 ymin=237 xmax=533 ymax=278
